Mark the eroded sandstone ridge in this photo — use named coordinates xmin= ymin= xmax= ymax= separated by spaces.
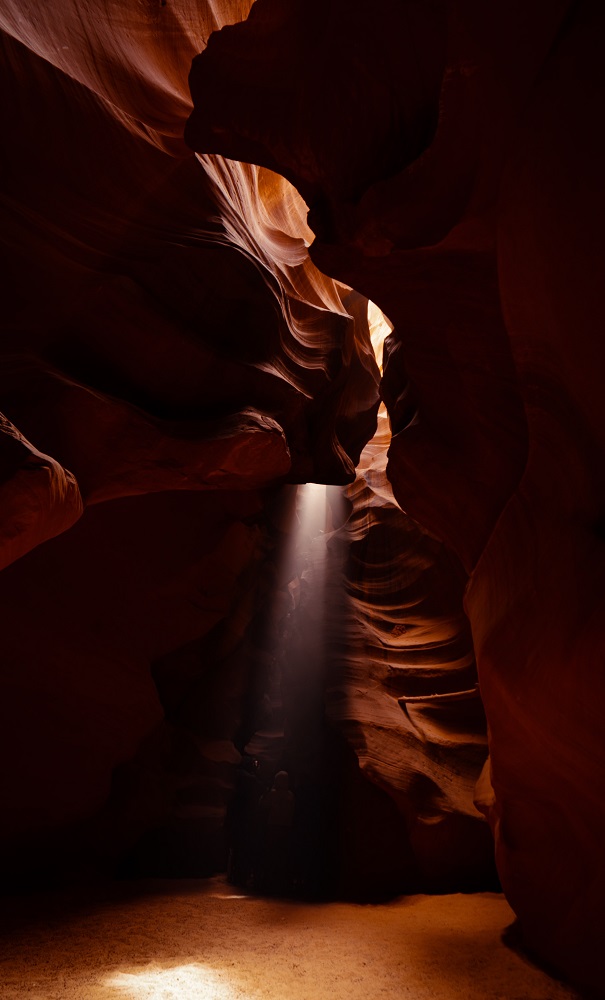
xmin=184 ymin=0 xmax=605 ymax=991
xmin=0 ymin=0 xmax=603 ymax=993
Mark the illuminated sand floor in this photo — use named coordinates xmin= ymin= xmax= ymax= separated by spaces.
xmin=0 ymin=877 xmax=582 ymax=1000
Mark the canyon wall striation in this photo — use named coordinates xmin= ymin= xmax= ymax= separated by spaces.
xmin=1 ymin=0 xmax=603 ymax=992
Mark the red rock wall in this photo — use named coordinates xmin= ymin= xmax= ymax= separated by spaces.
xmin=467 ymin=2 xmax=605 ymax=987
xmin=1 ymin=0 xmax=604 ymax=992
xmin=184 ymin=0 xmax=605 ymax=991
xmin=0 ymin=0 xmax=378 ymax=879
xmin=324 ymin=404 xmax=496 ymax=890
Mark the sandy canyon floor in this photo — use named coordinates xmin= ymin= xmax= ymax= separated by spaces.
xmin=0 ymin=877 xmax=584 ymax=1000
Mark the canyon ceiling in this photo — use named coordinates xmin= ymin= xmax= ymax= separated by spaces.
xmin=0 ymin=0 xmax=603 ymax=994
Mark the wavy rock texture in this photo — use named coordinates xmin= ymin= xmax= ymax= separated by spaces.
xmin=0 ymin=412 xmax=83 ymax=571
xmin=0 ymin=18 xmax=378 ymax=495
xmin=185 ymin=0 xmax=605 ymax=991
xmin=0 ymin=0 xmax=379 ymax=878
xmin=325 ymin=404 xmax=496 ymax=889
xmin=2 ymin=0 xmax=604 ymax=992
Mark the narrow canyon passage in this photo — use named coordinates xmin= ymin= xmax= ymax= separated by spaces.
xmin=0 ymin=877 xmax=582 ymax=1000
xmin=2 ymin=1 xmax=604 ymax=996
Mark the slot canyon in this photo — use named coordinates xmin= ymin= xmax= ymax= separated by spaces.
xmin=0 ymin=1 xmax=603 ymax=997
